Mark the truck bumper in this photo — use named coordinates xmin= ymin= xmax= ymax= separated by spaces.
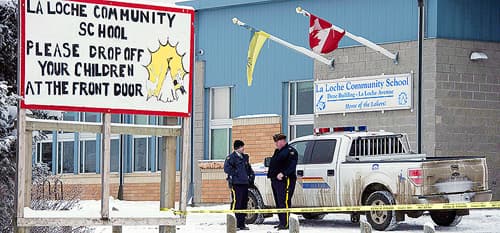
xmin=416 ymin=190 xmax=492 ymax=204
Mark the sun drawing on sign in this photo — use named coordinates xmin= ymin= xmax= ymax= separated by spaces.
xmin=146 ymin=40 xmax=188 ymax=103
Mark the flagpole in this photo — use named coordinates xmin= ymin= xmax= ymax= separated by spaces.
xmin=296 ymin=7 xmax=399 ymax=64
xmin=232 ymin=18 xmax=335 ymax=68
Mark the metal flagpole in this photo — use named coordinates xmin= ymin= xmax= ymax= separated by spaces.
xmin=296 ymin=7 xmax=399 ymax=64
xmin=232 ymin=18 xmax=335 ymax=68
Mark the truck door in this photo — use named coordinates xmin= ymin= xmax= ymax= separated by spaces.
xmin=288 ymin=140 xmax=313 ymax=207
xmin=301 ymin=139 xmax=338 ymax=207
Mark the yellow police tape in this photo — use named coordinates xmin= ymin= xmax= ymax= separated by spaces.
xmin=160 ymin=201 xmax=500 ymax=216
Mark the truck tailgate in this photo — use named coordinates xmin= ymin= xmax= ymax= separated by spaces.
xmin=422 ymin=157 xmax=488 ymax=195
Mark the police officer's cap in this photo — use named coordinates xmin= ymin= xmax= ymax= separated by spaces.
xmin=233 ymin=140 xmax=245 ymax=150
xmin=273 ymin=133 xmax=287 ymax=142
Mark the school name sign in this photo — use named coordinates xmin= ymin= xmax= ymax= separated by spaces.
xmin=20 ymin=0 xmax=194 ymax=116
xmin=314 ymin=73 xmax=413 ymax=114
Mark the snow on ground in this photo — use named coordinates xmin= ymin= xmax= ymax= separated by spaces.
xmin=85 ymin=201 xmax=500 ymax=233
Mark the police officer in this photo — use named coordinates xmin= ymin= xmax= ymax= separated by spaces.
xmin=268 ymin=133 xmax=298 ymax=230
xmin=224 ymin=140 xmax=255 ymax=231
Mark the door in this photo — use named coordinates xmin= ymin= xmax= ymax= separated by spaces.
xmin=302 ymin=139 xmax=338 ymax=207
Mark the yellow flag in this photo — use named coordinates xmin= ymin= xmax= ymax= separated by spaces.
xmin=247 ymin=31 xmax=270 ymax=86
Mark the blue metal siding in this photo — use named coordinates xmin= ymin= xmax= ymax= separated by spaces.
xmin=194 ymin=0 xmax=419 ymax=117
xmin=426 ymin=0 xmax=438 ymax=38
xmin=436 ymin=0 xmax=500 ymax=41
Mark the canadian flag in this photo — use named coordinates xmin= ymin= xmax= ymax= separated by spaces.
xmin=309 ymin=14 xmax=345 ymax=54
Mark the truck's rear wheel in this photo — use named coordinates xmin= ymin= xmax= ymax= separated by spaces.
xmin=365 ymin=191 xmax=398 ymax=231
xmin=430 ymin=210 xmax=462 ymax=226
xmin=302 ymin=213 xmax=326 ymax=220
xmin=246 ymin=188 xmax=265 ymax=224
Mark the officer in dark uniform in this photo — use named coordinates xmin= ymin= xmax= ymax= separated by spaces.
xmin=224 ymin=140 xmax=255 ymax=231
xmin=267 ymin=133 xmax=298 ymax=230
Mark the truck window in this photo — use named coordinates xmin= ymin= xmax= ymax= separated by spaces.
xmin=308 ymin=140 xmax=336 ymax=164
xmin=290 ymin=141 xmax=313 ymax=164
xmin=349 ymin=135 xmax=406 ymax=157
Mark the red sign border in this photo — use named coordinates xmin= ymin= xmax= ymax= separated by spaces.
xmin=20 ymin=0 xmax=195 ymax=117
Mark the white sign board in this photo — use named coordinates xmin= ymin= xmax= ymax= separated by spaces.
xmin=314 ymin=73 xmax=413 ymax=114
xmin=20 ymin=0 xmax=194 ymax=117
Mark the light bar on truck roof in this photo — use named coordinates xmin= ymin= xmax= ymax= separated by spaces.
xmin=313 ymin=126 xmax=368 ymax=135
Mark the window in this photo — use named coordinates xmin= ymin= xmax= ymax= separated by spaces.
xmin=291 ymin=140 xmax=336 ymax=164
xmin=38 ymin=142 xmax=53 ymax=170
xmin=82 ymin=112 xmax=99 ymax=122
xmin=110 ymin=138 xmax=120 ymax=173
xmin=211 ymin=88 xmax=231 ymax=120
xmin=58 ymin=141 xmax=75 ymax=173
xmin=309 ymin=140 xmax=336 ymax=164
xmin=290 ymin=140 xmax=314 ymax=164
xmin=210 ymin=128 xmax=231 ymax=160
xmin=157 ymin=137 xmax=164 ymax=170
xmin=131 ymin=115 xmax=154 ymax=171
xmin=111 ymin=114 xmax=122 ymax=123
xmin=63 ymin=112 xmax=77 ymax=121
xmin=290 ymin=81 xmax=314 ymax=115
xmin=133 ymin=137 xmax=149 ymax=171
xmin=134 ymin=115 xmax=149 ymax=125
xmin=288 ymin=81 xmax=314 ymax=140
xmin=290 ymin=125 xmax=314 ymax=139
xmin=209 ymin=87 xmax=232 ymax=160
xmin=80 ymin=140 xmax=97 ymax=173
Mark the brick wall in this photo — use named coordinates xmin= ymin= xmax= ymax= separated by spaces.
xmin=433 ymin=39 xmax=500 ymax=199
xmin=232 ymin=115 xmax=282 ymax=164
xmin=199 ymin=162 xmax=230 ymax=203
xmin=59 ymin=173 xmax=180 ymax=201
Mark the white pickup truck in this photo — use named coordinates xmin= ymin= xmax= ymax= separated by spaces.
xmin=245 ymin=126 xmax=492 ymax=231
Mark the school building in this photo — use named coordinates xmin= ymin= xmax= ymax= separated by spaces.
xmin=35 ymin=0 xmax=500 ymax=203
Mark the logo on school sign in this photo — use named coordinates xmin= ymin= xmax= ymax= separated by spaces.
xmin=20 ymin=0 xmax=194 ymax=117
xmin=314 ymin=73 xmax=412 ymax=114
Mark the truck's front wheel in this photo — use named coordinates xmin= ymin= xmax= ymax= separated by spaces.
xmin=246 ymin=188 xmax=265 ymax=224
xmin=430 ymin=210 xmax=462 ymax=226
xmin=365 ymin=191 xmax=398 ymax=231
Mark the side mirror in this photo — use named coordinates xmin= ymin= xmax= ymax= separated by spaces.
xmin=264 ymin=157 xmax=272 ymax=167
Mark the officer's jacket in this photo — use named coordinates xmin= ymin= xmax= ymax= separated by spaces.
xmin=267 ymin=144 xmax=298 ymax=180
xmin=224 ymin=152 xmax=255 ymax=185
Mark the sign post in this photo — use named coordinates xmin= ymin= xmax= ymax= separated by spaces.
xmin=160 ymin=117 xmax=178 ymax=233
xmin=101 ymin=113 xmax=111 ymax=220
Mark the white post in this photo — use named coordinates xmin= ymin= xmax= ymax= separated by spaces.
xmin=101 ymin=113 xmax=111 ymax=219
xmin=232 ymin=18 xmax=334 ymax=68
xmin=160 ymin=117 xmax=178 ymax=233
xmin=226 ymin=214 xmax=237 ymax=233
xmin=360 ymin=219 xmax=373 ymax=233
xmin=179 ymin=117 xmax=191 ymax=213
xmin=423 ymin=222 xmax=435 ymax=233
xmin=24 ymin=130 xmax=32 ymax=208
xmin=16 ymin=109 xmax=26 ymax=218
xmin=16 ymin=108 xmax=27 ymax=233
xmin=289 ymin=214 xmax=300 ymax=233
